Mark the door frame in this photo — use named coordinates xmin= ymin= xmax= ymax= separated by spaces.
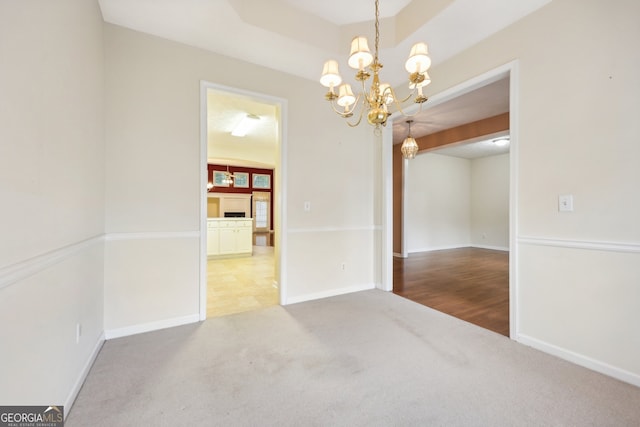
xmin=384 ymin=61 xmax=520 ymax=339
xmin=198 ymin=81 xmax=288 ymax=320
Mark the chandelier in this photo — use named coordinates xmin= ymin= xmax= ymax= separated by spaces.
xmin=221 ymin=165 xmax=236 ymax=185
xmin=401 ymin=120 xmax=419 ymax=159
xmin=207 ymin=165 xmax=238 ymax=190
xmin=320 ymin=0 xmax=432 ymax=134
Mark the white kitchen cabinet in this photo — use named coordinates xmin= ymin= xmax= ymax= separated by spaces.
xmin=235 ymin=227 xmax=253 ymax=253
xmin=206 ymin=221 xmax=220 ymax=256
xmin=207 ymin=218 xmax=252 ymax=257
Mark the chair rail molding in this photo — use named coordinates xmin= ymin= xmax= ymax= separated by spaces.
xmin=518 ymin=236 xmax=640 ymax=253
xmin=0 ymin=235 xmax=104 ymax=290
xmin=105 ymin=231 xmax=200 ymax=241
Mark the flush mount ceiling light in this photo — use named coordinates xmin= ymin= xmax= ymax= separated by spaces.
xmin=493 ymin=137 xmax=510 ymax=147
xmin=231 ymin=113 xmax=260 ymax=137
xmin=401 ymin=120 xmax=419 ymax=159
xmin=319 ymin=0 xmax=432 ymax=133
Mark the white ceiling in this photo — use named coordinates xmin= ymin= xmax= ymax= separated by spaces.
xmin=392 ymin=77 xmax=510 ymax=159
xmin=207 ymin=89 xmax=278 ymax=167
xmin=98 ymin=0 xmax=548 ymax=162
xmin=281 ymin=0 xmax=414 ymax=26
xmin=392 ymin=77 xmax=510 ymax=143
xmin=98 ymin=0 xmax=550 ymax=85
xmin=432 ymin=133 xmax=510 ymax=159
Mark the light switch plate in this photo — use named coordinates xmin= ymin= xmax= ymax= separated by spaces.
xmin=559 ymin=194 xmax=573 ymax=212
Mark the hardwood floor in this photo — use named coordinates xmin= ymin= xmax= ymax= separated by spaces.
xmin=393 ymin=247 xmax=509 ymax=336
xmin=206 ymin=246 xmax=278 ymax=318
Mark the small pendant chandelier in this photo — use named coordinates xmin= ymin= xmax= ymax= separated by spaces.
xmin=320 ymin=0 xmax=432 ymax=133
xmin=222 ymin=165 xmax=235 ymax=185
xmin=401 ymin=120 xmax=419 ymax=159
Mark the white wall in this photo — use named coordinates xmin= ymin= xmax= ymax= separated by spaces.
xmin=406 ymin=153 xmax=471 ymax=252
xmin=406 ymin=152 xmax=509 ymax=253
xmin=0 ymin=0 xmax=105 ymax=407
xmin=103 ymin=23 xmax=377 ymax=331
xmin=470 ymin=153 xmax=509 ymax=250
xmin=428 ymin=0 xmax=640 ymax=384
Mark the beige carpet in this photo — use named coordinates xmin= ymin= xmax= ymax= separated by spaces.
xmin=67 ymin=290 xmax=640 ymax=426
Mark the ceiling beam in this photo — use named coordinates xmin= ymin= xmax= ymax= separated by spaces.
xmin=415 ymin=112 xmax=509 ymax=153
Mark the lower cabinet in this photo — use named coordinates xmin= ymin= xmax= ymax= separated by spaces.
xmin=207 ymin=218 xmax=252 ymax=257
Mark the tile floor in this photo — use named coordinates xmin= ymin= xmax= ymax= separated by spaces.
xmin=206 ymin=245 xmax=279 ymax=318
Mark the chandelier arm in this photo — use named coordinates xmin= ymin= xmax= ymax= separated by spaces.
xmin=383 ymin=85 xmax=415 ymax=106
xmin=327 ymin=92 xmax=364 ymax=118
xmin=345 ymin=106 xmax=366 ymax=127
xmin=328 ymin=102 xmax=353 ymax=118
xmin=391 ymin=97 xmax=425 ymax=119
xmin=357 ymin=78 xmax=373 ymax=106
xmin=396 ymin=90 xmax=416 ymax=105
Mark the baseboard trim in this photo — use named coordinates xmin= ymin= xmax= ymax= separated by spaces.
xmin=0 ymin=235 xmax=103 ymax=290
xmin=287 ymin=226 xmax=376 ymax=234
xmin=105 ymin=314 xmax=200 ymax=340
xmin=408 ymin=245 xmax=509 ymax=254
xmin=65 ymin=332 xmax=105 ymax=418
xmin=285 ymin=283 xmax=375 ymax=305
xmin=408 ymin=244 xmax=470 ymax=254
xmin=517 ymin=333 xmax=640 ymax=388
xmin=470 ymin=244 xmax=509 ymax=251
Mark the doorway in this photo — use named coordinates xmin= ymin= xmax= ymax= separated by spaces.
xmin=387 ymin=62 xmax=518 ymax=338
xmin=394 ymin=137 xmax=511 ymax=336
xmin=199 ymin=82 xmax=287 ymax=320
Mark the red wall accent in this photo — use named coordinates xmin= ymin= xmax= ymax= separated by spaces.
xmin=207 ymin=164 xmax=273 ymax=195
xmin=207 ymin=164 xmax=274 ymax=230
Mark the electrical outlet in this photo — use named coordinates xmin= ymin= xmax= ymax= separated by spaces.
xmin=304 ymin=201 xmax=311 ymax=212
xmin=341 ymin=262 xmax=346 ymax=271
